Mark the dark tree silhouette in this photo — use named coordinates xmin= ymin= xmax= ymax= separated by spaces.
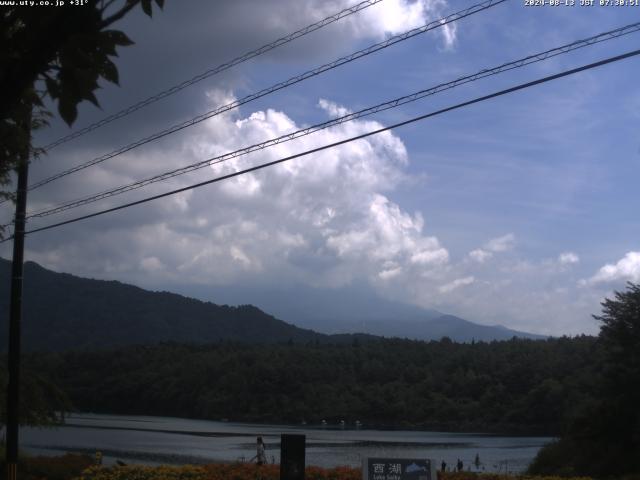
xmin=529 ymin=282 xmax=640 ymax=477
xmin=0 ymin=0 xmax=164 ymax=201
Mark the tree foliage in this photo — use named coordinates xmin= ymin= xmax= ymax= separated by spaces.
xmin=0 ymin=0 xmax=164 ymax=201
xmin=26 ymin=336 xmax=598 ymax=435
xmin=0 ymin=362 xmax=70 ymax=426
xmin=0 ymin=0 xmax=164 ymax=422
xmin=529 ymin=283 xmax=640 ymax=477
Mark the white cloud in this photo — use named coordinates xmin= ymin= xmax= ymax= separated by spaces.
xmin=411 ymin=248 xmax=449 ymax=265
xmin=439 ymin=276 xmax=474 ymax=293
xmin=585 ymin=251 xmax=640 ymax=285
xmin=21 ymin=93 xmax=440 ymax=291
xmin=486 ymin=233 xmax=516 ymax=253
xmin=558 ymin=252 xmax=579 ymax=265
xmin=6 ymin=1 xmax=632 ymax=341
xmin=342 ymin=0 xmax=457 ymax=47
xmin=440 ymin=22 xmax=457 ymax=49
xmin=318 ymin=99 xmax=351 ymax=118
xmin=140 ymin=256 xmax=164 ymax=272
xmin=12 ymin=92 xmax=608 ymax=338
xmin=378 ymin=266 xmax=403 ymax=281
xmin=466 ymin=234 xmax=515 ymax=263
xmin=325 ymin=194 xmax=449 ymax=272
xmin=229 ymin=245 xmax=254 ymax=269
xmin=469 ymin=249 xmax=492 ymax=263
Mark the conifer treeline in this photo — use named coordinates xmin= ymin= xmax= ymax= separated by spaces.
xmin=28 ymin=336 xmax=598 ymax=434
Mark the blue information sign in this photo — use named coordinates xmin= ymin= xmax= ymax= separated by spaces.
xmin=363 ymin=458 xmax=436 ymax=480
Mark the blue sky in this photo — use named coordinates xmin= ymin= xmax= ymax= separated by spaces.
xmin=2 ymin=0 xmax=639 ymax=335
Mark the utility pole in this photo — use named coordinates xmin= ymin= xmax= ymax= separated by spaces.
xmin=5 ymin=108 xmax=31 ymax=480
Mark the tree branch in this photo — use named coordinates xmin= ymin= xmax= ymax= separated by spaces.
xmin=100 ymin=0 xmax=140 ymax=29
xmin=100 ymin=0 xmax=120 ymax=14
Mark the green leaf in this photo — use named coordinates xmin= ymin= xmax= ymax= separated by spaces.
xmin=103 ymin=30 xmax=134 ymax=47
xmin=58 ymin=96 xmax=78 ymax=126
xmin=45 ymin=77 xmax=60 ymax=99
xmin=101 ymin=59 xmax=119 ymax=85
xmin=141 ymin=0 xmax=152 ymax=17
xmin=60 ymin=41 xmax=95 ymax=70
xmin=83 ymin=89 xmax=100 ymax=108
xmin=95 ymin=33 xmax=118 ymax=56
xmin=71 ymin=67 xmax=100 ymax=95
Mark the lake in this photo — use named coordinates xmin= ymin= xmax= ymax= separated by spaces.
xmin=21 ymin=413 xmax=552 ymax=473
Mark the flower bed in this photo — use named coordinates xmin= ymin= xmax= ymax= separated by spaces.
xmin=73 ymin=464 xmax=596 ymax=480
xmin=1 ymin=453 xmax=95 ymax=480
xmin=74 ymin=464 xmax=361 ymax=480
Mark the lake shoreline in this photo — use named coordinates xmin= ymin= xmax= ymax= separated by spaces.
xmin=62 ymin=410 xmax=558 ymax=438
xmin=21 ymin=413 xmax=552 ymax=472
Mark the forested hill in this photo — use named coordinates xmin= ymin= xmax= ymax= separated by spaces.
xmin=0 ymin=259 xmax=361 ymax=351
xmin=27 ymin=336 xmax=598 ymax=435
xmin=0 ymin=258 xmax=539 ymax=351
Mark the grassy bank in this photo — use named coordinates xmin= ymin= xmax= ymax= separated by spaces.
xmin=1 ymin=456 xmax=603 ymax=480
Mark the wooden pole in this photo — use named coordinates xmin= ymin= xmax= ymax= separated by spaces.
xmin=5 ymin=108 xmax=31 ymax=480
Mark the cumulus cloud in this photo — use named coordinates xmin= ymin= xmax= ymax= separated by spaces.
xmin=3 ymin=1 xmax=627 ymax=340
xmin=20 ymin=93 xmax=446 ymax=292
xmin=10 ymin=85 xmax=613 ymax=337
xmin=584 ymin=251 xmax=640 ymax=285
xmin=378 ymin=265 xmax=403 ymax=281
xmin=439 ymin=276 xmax=474 ymax=293
xmin=167 ymin=0 xmax=459 ymax=73
xmin=558 ymin=252 xmax=579 ymax=265
xmin=406 ymin=254 xmax=604 ymax=336
xmin=486 ymin=233 xmax=516 ymax=253
xmin=469 ymin=249 xmax=492 ymax=263
xmin=139 ymin=256 xmax=165 ymax=275
xmin=467 ymin=234 xmax=515 ymax=263
xmin=15 ymin=90 xmax=604 ymax=336
xmin=318 ymin=99 xmax=352 ymax=118
xmin=326 ymin=195 xmax=448 ymax=269
xmin=342 ymin=0 xmax=457 ymax=47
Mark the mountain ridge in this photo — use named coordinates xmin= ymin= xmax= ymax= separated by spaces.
xmin=189 ymin=282 xmax=545 ymax=341
xmin=0 ymin=259 xmax=337 ymax=351
xmin=0 ymin=258 xmax=543 ymax=351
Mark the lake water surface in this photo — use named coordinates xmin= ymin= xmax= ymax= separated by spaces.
xmin=21 ymin=414 xmax=552 ymax=473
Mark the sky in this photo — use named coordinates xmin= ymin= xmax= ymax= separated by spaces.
xmin=2 ymin=0 xmax=639 ymax=336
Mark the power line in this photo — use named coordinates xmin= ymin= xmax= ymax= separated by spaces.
xmin=26 ymin=0 xmax=505 ymax=193
xmin=29 ymin=0 xmax=502 ymax=191
xmin=38 ymin=0 xmax=387 ymax=152
xmin=22 ymin=21 xmax=640 ymax=221
xmin=14 ymin=48 xmax=639 ymax=239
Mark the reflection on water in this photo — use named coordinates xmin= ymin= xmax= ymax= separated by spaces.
xmin=21 ymin=414 xmax=552 ymax=472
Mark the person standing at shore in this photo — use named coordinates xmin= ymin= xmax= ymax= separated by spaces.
xmin=253 ymin=436 xmax=266 ymax=465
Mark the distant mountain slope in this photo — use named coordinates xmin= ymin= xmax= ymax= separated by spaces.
xmin=0 ymin=259 xmax=543 ymax=351
xmin=376 ymin=314 xmax=546 ymax=342
xmin=0 ymin=259 xmax=340 ymax=351
xmin=200 ymin=284 xmax=546 ymax=341
xmin=301 ymin=314 xmax=545 ymax=342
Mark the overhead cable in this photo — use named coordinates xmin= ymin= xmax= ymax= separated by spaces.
xmin=39 ymin=0 xmax=387 ymax=152
xmin=23 ymin=21 xmax=640 ymax=221
xmin=13 ymin=48 xmax=639 ymax=239
xmin=27 ymin=0 xmax=505 ymax=192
